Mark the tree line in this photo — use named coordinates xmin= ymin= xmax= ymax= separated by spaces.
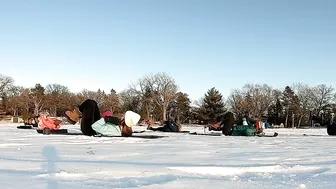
xmin=1 ymin=73 xmax=335 ymax=127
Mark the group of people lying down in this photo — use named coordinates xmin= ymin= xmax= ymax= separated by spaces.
xmin=64 ymin=99 xmax=184 ymax=137
xmin=25 ymin=98 xmax=336 ymax=137
xmin=24 ymin=99 xmax=264 ymax=137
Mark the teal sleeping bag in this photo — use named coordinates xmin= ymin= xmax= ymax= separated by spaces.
xmin=231 ymin=125 xmax=257 ymax=136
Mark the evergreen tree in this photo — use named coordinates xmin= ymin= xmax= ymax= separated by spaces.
xmin=198 ymin=87 xmax=226 ymax=123
xmin=168 ymin=92 xmax=191 ymax=124
xmin=281 ymin=86 xmax=300 ymax=127
xmin=110 ymin=88 xmax=116 ymax=94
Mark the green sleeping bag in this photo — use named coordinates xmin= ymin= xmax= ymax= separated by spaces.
xmin=231 ymin=125 xmax=257 ymax=136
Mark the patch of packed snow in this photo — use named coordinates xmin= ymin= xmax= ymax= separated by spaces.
xmin=0 ymin=123 xmax=335 ymax=188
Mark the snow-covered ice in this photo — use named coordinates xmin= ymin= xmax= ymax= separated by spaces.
xmin=0 ymin=123 xmax=335 ymax=189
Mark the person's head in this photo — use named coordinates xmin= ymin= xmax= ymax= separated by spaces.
xmin=33 ymin=116 xmax=39 ymax=124
xmin=244 ymin=111 xmax=250 ymax=117
xmin=120 ymin=111 xmax=141 ymax=137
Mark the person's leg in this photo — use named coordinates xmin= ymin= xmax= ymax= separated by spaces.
xmin=147 ymin=120 xmax=168 ymax=132
xmin=208 ymin=122 xmax=222 ymax=131
xmin=221 ymin=112 xmax=235 ymax=136
xmin=78 ymin=99 xmax=101 ymax=136
xmin=148 ymin=126 xmax=166 ymax=131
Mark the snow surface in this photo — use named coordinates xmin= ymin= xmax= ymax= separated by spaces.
xmin=0 ymin=123 xmax=335 ymax=189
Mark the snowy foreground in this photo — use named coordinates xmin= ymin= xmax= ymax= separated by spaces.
xmin=0 ymin=124 xmax=335 ymax=189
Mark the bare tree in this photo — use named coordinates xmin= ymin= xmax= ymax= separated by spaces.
xmin=151 ymin=73 xmax=178 ymax=121
xmin=45 ymin=84 xmax=71 ymax=116
xmin=79 ymin=89 xmax=106 ymax=108
xmin=119 ymin=88 xmax=141 ymax=113
xmin=292 ymin=83 xmax=315 ymax=127
xmin=30 ymin=84 xmax=45 ymax=115
xmin=0 ymin=74 xmax=14 ymax=96
xmin=101 ymin=92 xmax=121 ymax=114
xmin=4 ymin=86 xmax=22 ymax=115
xmin=137 ymin=72 xmax=178 ymax=121
xmin=228 ymin=84 xmax=274 ymax=119
xmin=227 ymin=89 xmax=246 ymax=117
xmin=311 ymin=84 xmax=334 ymax=115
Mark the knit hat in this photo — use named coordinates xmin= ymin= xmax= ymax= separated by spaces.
xmin=102 ymin=111 xmax=112 ymax=118
xmin=124 ymin=111 xmax=141 ymax=127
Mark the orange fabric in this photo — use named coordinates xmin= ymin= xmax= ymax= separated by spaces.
xmin=256 ymin=121 xmax=260 ymax=129
xmin=40 ymin=115 xmax=61 ymax=130
xmin=255 ymin=120 xmax=263 ymax=133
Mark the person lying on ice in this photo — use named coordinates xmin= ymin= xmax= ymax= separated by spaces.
xmin=39 ymin=112 xmax=62 ymax=131
xmin=24 ymin=115 xmax=40 ymax=127
xmin=147 ymin=119 xmax=182 ymax=132
xmin=207 ymin=111 xmax=235 ymax=136
xmin=64 ymin=99 xmax=141 ymax=137
xmin=208 ymin=111 xmax=263 ymax=136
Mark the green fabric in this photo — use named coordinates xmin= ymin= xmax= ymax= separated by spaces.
xmin=246 ymin=117 xmax=256 ymax=125
xmin=231 ymin=125 xmax=257 ymax=136
xmin=238 ymin=116 xmax=256 ymax=126
xmin=92 ymin=118 xmax=122 ymax=136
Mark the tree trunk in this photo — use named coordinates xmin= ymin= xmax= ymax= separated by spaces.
xmin=146 ymin=103 xmax=150 ymax=120
xmin=52 ymin=106 xmax=57 ymax=117
xmin=34 ymin=102 xmax=40 ymax=115
xmin=285 ymin=113 xmax=288 ymax=128
xmin=34 ymin=106 xmax=39 ymax=115
xmin=298 ymin=115 xmax=303 ymax=128
xmin=177 ymin=108 xmax=180 ymax=124
xmin=162 ymin=104 xmax=167 ymax=121
xmin=292 ymin=113 xmax=295 ymax=128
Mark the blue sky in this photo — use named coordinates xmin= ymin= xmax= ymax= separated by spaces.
xmin=0 ymin=0 xmax=335 ymax=101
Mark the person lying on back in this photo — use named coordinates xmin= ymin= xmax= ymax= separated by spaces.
xmin=24 ymin=116 xmax=40 ymax=127
xmin=91 ymin=110 xmax=139 ymax=137
xmin=147 ymin=119 xmax=181 ymax=132
xmin=208 ymin=111 xmax=265 ymax=136
xmin=65 ymin=99 xmax=140 ymax=137
xmin=208 ymin=111 xmax=235 ymax=136
xmin=39 ymin=112 xmax=62 ymax=131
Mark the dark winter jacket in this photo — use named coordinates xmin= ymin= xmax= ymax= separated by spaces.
xmin=163 ymin=120 xmax=179 ymax=132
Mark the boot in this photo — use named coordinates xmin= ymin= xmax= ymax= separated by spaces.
xmin=65 ymin=106 xmax=81 ymax=124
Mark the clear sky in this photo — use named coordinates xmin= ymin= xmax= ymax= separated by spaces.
xmin=0 ymin=0 xmax=335 ymax=101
